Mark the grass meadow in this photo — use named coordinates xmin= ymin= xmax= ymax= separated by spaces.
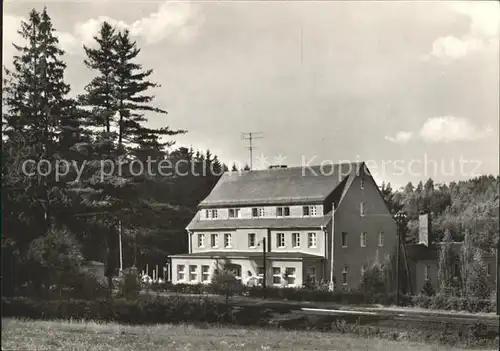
xmin=2 ymin=318 xmax=494 ymax=351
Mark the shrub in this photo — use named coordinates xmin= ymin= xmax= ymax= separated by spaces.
xmin=117 ymin=267 xmax=141 ymax=300
xmin=67 ymin=270 xmax=108 ymax=300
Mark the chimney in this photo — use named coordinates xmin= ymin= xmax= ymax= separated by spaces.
xmin=418 ymin=212 xmax=431 ymax=246
xmin=269 ymin=165 xmax=287 ymax=169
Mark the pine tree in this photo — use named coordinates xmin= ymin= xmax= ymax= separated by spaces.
xmin=2 ymin=8 xmax=78 ymax=238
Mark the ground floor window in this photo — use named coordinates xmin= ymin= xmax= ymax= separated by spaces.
xmin=189 ymin=265 xmax=198 ymax=282
xmin=285 ymin=267 xmax=296 ymax=286
xmin=272 ymin=267 xmax=281 ymax=285
xmin=177 ymin=265 xmax=185 ymax=281
xmin=341 ymin=266 xmax=348 ymax=285
xmin=202 ymin=265 xmax=210 ymax=282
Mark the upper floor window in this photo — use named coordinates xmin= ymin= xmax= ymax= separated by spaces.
xmin=198 ymin=234 xmax=205 ymax=248
xmin=276 ymin=206 xmax=290 ymax=217
xmin=303 ymin=206 xmax=317 ymax=216
xmin=341 ymin=266 xmax=348 ymax=285
xmin=228 ymin=208 xmax=241 ymax=218
xmin=248 ymin=233 xmax=256 ymax=248
xmin=378 ymin=232 xmax=384 ymax=247
xmin=206 ymin=209 xmax=218 ymax=219
xmin=224 ymin=233 xmax=232 ymax=248
xmin=360 ymin=202 xmax=365 ymax=217
xmin=341 ymin=232 xmax=348 ymax=248
xmin=277 ymin=233 xmax=285 ymax=248
xmin=210 ymin=233 xmax=218 ymax=248
xmin=360 ymin=232 xmax=367 ymax=247
xmin=308 ymin=232 xmax=317 ymax=248
xmin=292 ymin=233 xmax=300 ymax=248
xmin=252 ymin=207 xmax=265 ymax=217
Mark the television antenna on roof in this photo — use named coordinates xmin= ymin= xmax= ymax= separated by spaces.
xmin=241 ymin=132 xmax=263 ymax=170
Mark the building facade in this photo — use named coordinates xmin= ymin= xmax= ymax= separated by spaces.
xmin=170 ymin=162 xmax=397 ymax=289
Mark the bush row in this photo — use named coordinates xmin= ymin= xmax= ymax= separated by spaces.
xmin=2 ymin=296 xmax=498 ymax=348
xmin=153 ymin=283 xmax=496 ymax=313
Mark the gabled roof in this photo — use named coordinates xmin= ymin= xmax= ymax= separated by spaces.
xmin=199 ymin=162 xmax=363 ymax=208
xmin=186 ymin=211 xmax=332 ymax=231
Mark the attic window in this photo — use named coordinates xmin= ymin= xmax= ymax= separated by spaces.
xmin=303 ymin=206 xmax=317 ymax=216
xmin=360 ymin=176 xmax=365 ymax=189
xmin=206 ymin=209 xmax=218 ymax=219
xmin=276 ymin=206 xmax=290 ymax=217
xmin=228 ymin=208 xmax=240 ymax=218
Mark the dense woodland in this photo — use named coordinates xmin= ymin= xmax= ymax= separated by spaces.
xmin=2 ymin=8 xmax=498 ymax=297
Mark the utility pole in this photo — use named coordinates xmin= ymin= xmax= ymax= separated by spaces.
xmin=395 ymin=211 xmax=407 ymax=306
xmin=118 ymin=220 xmax=123 ymax=273
xmin=262 ymin=237 xmax=267 ymax=288
xmin=241 ymin=132 xmax=263 ymax=170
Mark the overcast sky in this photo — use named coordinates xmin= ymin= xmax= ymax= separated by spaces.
xmin=3 ymin=1 xmax=499 ymax=188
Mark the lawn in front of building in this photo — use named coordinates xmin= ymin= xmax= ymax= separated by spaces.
xmin=1 ymin=318 xmax=486 ymax=351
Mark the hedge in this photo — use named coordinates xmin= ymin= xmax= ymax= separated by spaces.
xmin=153 ymin=283 xmax=496 ymax=313
xmin=2 ymin=296 xmax=498 ymax=347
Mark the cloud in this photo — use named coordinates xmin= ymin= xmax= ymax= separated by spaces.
xmin=424 ymin=2 xmax=499 ymax=61
xmin=73 ymin=1 xmax=203 ymax=49
xmin=384 ymin=131 xmax=413 ymax=144
xmin=419 ymin=116 xmax=493 ymax=143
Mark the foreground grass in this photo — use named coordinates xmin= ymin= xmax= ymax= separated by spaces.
xmin=1 ymin=318 xmax=491 ymax=351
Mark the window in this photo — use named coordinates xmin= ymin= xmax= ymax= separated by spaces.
xmin=307 ymin=266 xmax=317 ymax=284
xmin=360 ymin=176 xmax=365 ymax=189
xmin=206 ymin=209 xmax=218 ymax=219
xmin=277 ymin=233 xmax=285 ymax=248
xmin=341 ymin=232 xmax=348 ymax=248
xmin=360 ymin=232 xmax=367 ymax=247
xmin=292 ymin=233 xmax=300 ymax=248
xmin=308 ymin=232 xmax=317 ymax=248
xmin=361 ymin=265 xmax=366 ymax=277
xmin=228 ymin=208 xmax=240 ymax=218
xmin=378 ymin=232 xmax=384 ymax=247
xmin=177 ymin=265 xmax=185 ymax=281
xmin=302 ymin=206 xmax=309 ymax=216
xmin=252 ymin=207 xmax=265 ymax=217
xmin=272 ymin=267 xmax=281 ymax=285
xmin=310 ymin=206 xmax=317 ymax=216
xmin=276 ymin=206 xmax=290 ymax=217
xmin=198 ymin=234 xmax=205 ymax=248
xmin=224 ymin=233 xmax=232 ymax=248
xmin=285 ymin=267 xmax=296 ymax=286
xmin=248 ymin=233 xmax=256 ymax=248
xmin=211 ymin=233 xmax=218 ymax=248
xmin=189 ymin=265 xmax=197 ymax=282
xmin=424 ymin=265 xmax=430 ymax=281
xmin=202 ymin=265 xmax=210 ymax=282
xmin=360 ymin=202 xmax=365 ymax=217
xmin=303 ymin=205 xmax=318 ymax=216
xmin=453 ymin=263 xmax=459 ymax=277
xmin=341 ymin=266 xmax=348 ymax=285
xmin=487 ymin=263 xmax=492 ymax=277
